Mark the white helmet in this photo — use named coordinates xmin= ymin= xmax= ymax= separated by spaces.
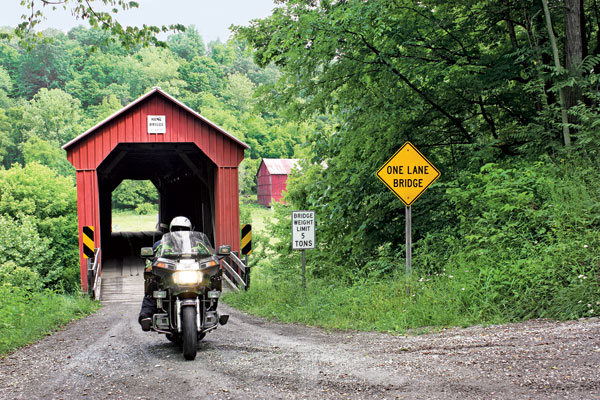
xmin=170 ymin=216 xmax=192 ymax=232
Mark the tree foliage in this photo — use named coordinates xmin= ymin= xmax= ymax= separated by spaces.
xmin=234 ymin=0 xmax=600 ymax=280
xmin=10 ymin=0 xmax=184 ymax=49
xmin=0 ymin=163 xmax=79 ymax=290
xmin=0 ymin=24 xmax=307 ymax=198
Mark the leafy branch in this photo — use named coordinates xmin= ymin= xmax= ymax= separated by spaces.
xmin=12 ymin=0 xmax=184 ymax=49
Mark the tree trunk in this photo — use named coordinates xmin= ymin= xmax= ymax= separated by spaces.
xmin=581 ymin=0 xmax=588 ymax=59
xmin=564 ymin=0 xmax=583 ymax=108
xmin=542 ymin=0 xmax=571 ymax=147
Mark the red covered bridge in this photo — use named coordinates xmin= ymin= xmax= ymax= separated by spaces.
xmin=63 ymin=88 xmax=248 ymax=296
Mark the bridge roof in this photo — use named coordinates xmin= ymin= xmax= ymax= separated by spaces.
xmin=62 ymin=87 xmax=249 ymax=151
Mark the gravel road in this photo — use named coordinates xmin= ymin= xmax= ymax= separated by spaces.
xmin=0 ymin=302 xmax=598 ymax=400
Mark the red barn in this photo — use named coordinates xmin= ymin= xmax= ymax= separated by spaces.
xmin=256 ymin=158 xmax=299 ymax=207
xmin=63 ymin=88 xmax=248 ymax=292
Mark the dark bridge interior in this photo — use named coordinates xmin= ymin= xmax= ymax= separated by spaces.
xmin=96 ymin=143 xmax=216 ymax=286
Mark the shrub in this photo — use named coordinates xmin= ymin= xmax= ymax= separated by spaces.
xmin=0 ymin=215 xmax=53 ymax=284
xmin=414 ymin=157 xmax=600 ymax=321
xmin=0 ymin=261 xmax=42 ymax=293
xmin=0 ymin=163 xmax=79 ymax=291
xmin=135 ymin=202 xmax=157 ymax=215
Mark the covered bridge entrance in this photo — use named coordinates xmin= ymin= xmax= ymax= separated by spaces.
xmin=63 ymin=88 xmax=248 ymax=298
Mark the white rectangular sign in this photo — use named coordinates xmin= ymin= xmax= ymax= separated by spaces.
xmin=147 ymin=115 xmax=166 ymax=134
xmin=292 ymin=210 xmax=315 ymax=250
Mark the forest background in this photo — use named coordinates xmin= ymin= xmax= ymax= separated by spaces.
xmin=1 ymin=0 xmax=600 ymax=353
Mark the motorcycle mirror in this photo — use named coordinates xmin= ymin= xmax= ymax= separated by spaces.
xmin=217 ymin=245 xmax=231 ymax=255
xmin=140 ymin=247 xmax=154 ymax=258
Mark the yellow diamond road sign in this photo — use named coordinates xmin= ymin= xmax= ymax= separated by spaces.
xmin=376 ymin=142 xmax=441 ymax=207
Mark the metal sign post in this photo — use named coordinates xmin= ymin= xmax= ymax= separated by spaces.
xmin=405 ymin=205 xmax=412 ymax=274
xmin=376 ymin=142 xmax=440 ymax=275
xmin=302 ymin=249 xmax=306 ymax=289
xmin=292 ymin=210 xmax=315 ymax=289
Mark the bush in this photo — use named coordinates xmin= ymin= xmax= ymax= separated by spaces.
xmin=0 ymin=261 xmax=42 ymax=293
xmin=414 ymin=157 xmax=600 ymax=321
xmin=0 ymin=163 xmax=79 ymax=291
xmin=0 ymin=215 xmax=54 ymax=285
xmin=135 ymin=202 xmax=157 ymax=215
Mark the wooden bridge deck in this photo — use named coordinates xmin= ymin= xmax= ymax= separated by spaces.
xmin=100 ymin=255 xmax=145 ymax=305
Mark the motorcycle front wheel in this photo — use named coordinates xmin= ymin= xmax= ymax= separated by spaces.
xmin=181 ymin=306 xmax=197 ymax=360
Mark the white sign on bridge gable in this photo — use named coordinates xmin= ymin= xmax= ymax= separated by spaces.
xmin=292 ymin=211 xmax=315 ymax=250
xmin=147 ymin=115 xmax=166 ymax=134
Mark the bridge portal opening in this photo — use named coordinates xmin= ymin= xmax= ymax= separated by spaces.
xmin=111 ymin=179 xmax=159 ymax=233
xmin=98 ymin=143 xmax=216 ymax=277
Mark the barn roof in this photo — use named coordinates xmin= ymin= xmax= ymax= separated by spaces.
xmin=62 ymin=87 xmax=249 ymax=150
xmin=260 ymin=158 xmax=300 ymax=175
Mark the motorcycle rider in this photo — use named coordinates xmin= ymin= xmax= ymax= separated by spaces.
xmin=139 ymin=216 xmax=193 ymax=331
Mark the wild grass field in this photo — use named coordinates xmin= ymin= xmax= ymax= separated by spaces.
xmin=240 ymin=196 xmax=273 ymax=235
xmin=111 ymin=211 xmax=158 ymax=232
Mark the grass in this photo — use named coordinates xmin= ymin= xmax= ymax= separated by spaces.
xmin=224 ymin=275 xmax=486 ymax=334
xmin=242 ymin=201 xmax=273 ymax=235
xmin=0 ymin=287 xmax=100 ymax=356
xmin=112 ymin=210 xmax=158 ymax=232
xmin=111 ymin=201 xmax=273 ymax=235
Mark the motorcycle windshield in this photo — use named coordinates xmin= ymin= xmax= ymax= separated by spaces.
xmin=158 ymin=231 xmax=214 ymax=259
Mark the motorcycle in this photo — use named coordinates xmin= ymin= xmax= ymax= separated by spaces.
xmin=140 ymin=230 xmax=230 ymax=360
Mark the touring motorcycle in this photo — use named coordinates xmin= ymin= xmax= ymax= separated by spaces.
xmin=140 ymin=230 xmax=230 ymax=360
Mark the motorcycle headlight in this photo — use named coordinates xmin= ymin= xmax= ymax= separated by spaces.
xmin=173 ymin=270 xmax=203 ymax=285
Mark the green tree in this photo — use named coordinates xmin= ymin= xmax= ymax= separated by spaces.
xmin=0 ymin=163 xmax=79 ymax=290
xmin=179 ymin=56 xmax=224 ymax=95
xmin=22 ymin=136 xmax=74 ymax=177
xmin=0 ymin=106 xmax=27 ymax=168
xmin=0 ymin=66 xmax=13 ymax=108
xmin=209 ymin=40 xmax=236 ymax=67
xmin=168 ymin=25 xmax=206 ymax=61
xmin=85 ymin=94 xmax=122 ymax=124
xmin=234 ymin=0 xmax=556 ymax=270
xmin=126 ymin=46 xmax=185 ymax=97
xmin=112 ymin=180 xmax=158 ymax=211
xmin=0 ymin=35 xmax=21 ymax=77
xmin=22 ymin=88 xmax=83 ymax=145
xmin=67 ymin=25 xmax=127 ymax=55
xmin=223 ymin=73 xmax=255 ymax=113
xmin=16 ymin=29 xmax=73 ymax=99
xmin=0 ymin=109 xmax=18 ymax=168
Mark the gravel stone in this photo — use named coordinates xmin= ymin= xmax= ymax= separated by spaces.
xmin=0 ymin=303 xmax=598 ymax=399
